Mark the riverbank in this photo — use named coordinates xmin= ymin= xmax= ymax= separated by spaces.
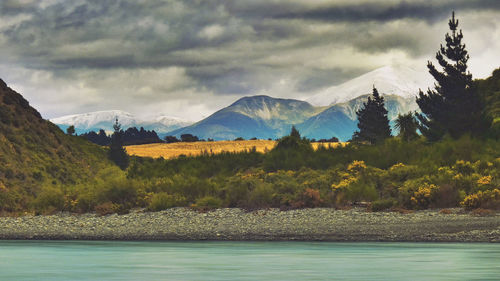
xmin=1 ymin=208 xmax=499 ymax=242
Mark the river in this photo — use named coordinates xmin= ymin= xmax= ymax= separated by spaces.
xmin=1 ymin=241 xmax=499 ymax=280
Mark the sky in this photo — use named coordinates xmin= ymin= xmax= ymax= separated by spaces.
xmin=0 ymin=0 xmax=499 ymax=121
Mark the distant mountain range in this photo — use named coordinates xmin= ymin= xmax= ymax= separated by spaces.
xmin=50 ymin=110 xmax=193 ymax=137
xmin=51 ymin=65 xmax=432 ymax=141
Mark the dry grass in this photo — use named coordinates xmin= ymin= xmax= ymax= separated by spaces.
xmin=125 ymin=140 xmax=344 ymax=159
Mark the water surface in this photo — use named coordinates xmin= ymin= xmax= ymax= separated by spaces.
xmin=1 ymin=241 xmax=499 ymax=280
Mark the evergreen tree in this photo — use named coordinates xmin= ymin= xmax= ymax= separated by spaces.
xmin=108 ymin=118 xmax=129 ymax=170
xmin=290 ymin=125 xmax=301 ymax=139
xmin=66 ymin=125 xmax=75 ymax=136
xmin=416 ymin=11 xmax=484 ymax=140
xmin=352 ymin=87 xmax=391 ymax=144
xmin=395 ymin=112 xmax=418 ymax=141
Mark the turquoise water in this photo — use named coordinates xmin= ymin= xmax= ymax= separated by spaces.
xmin=0 ymin=241 xmax=499 ymax=280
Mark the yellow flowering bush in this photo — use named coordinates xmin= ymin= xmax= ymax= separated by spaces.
xmin=389 ymin=163 xmax=406 ymax=171
xmin=461 ymin=189 xmax=500 ymax=210
xmin=347 ymin=160 xmax=367 ymax=173
xmin=410 ymin=184 xmax=440 ymax=209
xmin=331 ymin=176 xmax=357 ymax=191
xmin=477 ymin=175 xmax=493 ymax=186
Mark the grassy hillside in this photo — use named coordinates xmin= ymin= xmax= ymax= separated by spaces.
xmin=0 ymin=79 xmax=119 ymax=212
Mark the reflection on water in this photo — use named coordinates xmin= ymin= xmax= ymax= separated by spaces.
xmin=1 ymin=241 xmax=499 ymax=280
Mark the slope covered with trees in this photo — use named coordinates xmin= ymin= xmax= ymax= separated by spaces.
xmin=0 ymin=79 xmax=117 ymax=212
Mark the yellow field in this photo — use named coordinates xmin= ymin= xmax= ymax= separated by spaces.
xmin=125 ymin=140 xmax=344 ymax=159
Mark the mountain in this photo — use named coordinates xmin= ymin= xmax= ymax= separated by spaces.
xmin=297 ymin=95 xmax=418 ymax=141
xmin=307 ymin=65 xmax=433 ymax=106
xmin=0 ymin=79 xmax=114 ymax=212
xmin=50 ymin=110 xmax=193 ymax=137
xmin=168 ymin=95 xmax=323 ymax=140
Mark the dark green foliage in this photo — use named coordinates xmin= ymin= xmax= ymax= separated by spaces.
xmin=148 ymin=193 xmax=187 ymax=211
xmin=82 ymin=127 xmax=161 ymax=146
xmin=66 ymin=125 xmax=75 ymax=136
xmin=370 ymin=199 xmax=396 ymax=212
xmin=264 ymin=127 xmax=314 ymax=171
xmin=181 ymin=134 xmax=199 ymax=142
xmin=290 ymin=126 xmax=301 ymax=139
xmin=395 ymin=112 xmax=419 ymax=141
xmin=416 ymin=12 xmax=485 ymax=140
xmin=108 ymin=119 xmax=129 ymax=170
xmin=474 ymin=68 xmax=500 ymax=139
xmin=352 ymin=87 xmax=392 ymax=144
xmin=234 ymin=137 xmax=245 ymax=141
xmin=81 ymin=129 xmax=110 ymax=146
xmin=193 ymin=196 xmax=223 ymax=211
xmin=164 ymin=135 xmax=180 ymax=143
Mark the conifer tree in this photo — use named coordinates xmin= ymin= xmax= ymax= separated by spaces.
xmin=395 ymin=112 xmax=418 ymax=141
xmin=352 ymin=87 xmax=391 ymax=144
xmin=66 ymin=125 xmax=75 ymax=136
xmin=416 ymin=11 xmax=484 ymax=140
xmin=108 ymin=118 xmax=129 ymax=170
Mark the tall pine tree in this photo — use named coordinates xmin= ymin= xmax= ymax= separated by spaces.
xmin=352 ymin=87 xmax=391 ymax=144
xmin=416 ymin=11 xmax=484 ymax=140
xmin=108 ymin=118 xmax=129 ymax=170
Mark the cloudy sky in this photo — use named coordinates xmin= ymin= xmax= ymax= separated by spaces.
xmin=0 ymin=0 xmax=499 ymax=121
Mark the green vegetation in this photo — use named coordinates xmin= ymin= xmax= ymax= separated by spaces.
xmin=416 ymin=12 xmax=485 ymax=141
xmin=108 ymin=119 xmax=129 ymax=170
xmin=0 ymin=79 xmax=117 ymax=214
xmin=0 ymin=11 xmax=499 ymax=215
xmin=352 ymin=87 xmax=391 ymax=144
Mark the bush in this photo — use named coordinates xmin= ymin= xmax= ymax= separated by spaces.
xmin=293 ymin=188 xmax=323 ymax=208
xmin=370 ymin=198 xmax=396 ymax=212
xmin=192 ymin=196 xmax=222 ymax=211
xmin=98 ymin=179 xmax=138 ymax=206
xmin=34 ymin=186 xmax=65 ymax=214
xmin=95 ymin=202 xmax=119 ymax=216
xmin=461 ymin=189 xmax=500 ymax=210
xmin=148 ymin=193 xmax=186 ymax=211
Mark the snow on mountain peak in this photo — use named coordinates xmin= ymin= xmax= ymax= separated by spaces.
xmin=306 ymin=65 xmax=433 ymax=106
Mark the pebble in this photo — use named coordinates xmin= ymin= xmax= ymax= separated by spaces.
xmin=0 ymin=208 xmax=498 ymax=241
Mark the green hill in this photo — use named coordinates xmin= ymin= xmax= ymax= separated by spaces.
xmin=0 ymin=79 xmax=115 ymax=212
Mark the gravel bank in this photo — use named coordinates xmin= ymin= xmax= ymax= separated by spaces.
xmin=1 ymin=208 xmax=499 ymax=242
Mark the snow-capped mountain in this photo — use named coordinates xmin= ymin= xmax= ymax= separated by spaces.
xmin=168 ymin=95 xmax=322 ymax=140
xmin=307 ymin=65 xmax=433 ymax=106
xmin=50 ymin=110 xmax=193 ymax=136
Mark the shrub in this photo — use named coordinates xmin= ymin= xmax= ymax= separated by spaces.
xmin=34 ymin=186 xmax=65 ymax=213
xmin=248 ymin=183 xmax=274 ymax=208
xmin=410 ymin=184 xmax=440 ymax=209
xmin=95 ymin=202 xmax=119 ymax=216
xmin=461 ymin=189 xmax=500 ymax=210
xmin=370 ymin=198 xmax=396 ymax=211
xmin=148 ymin=192 xmax=186 ymax=211
xmin=293 ymin=188 xmax=323 ymax=208
xmin=192 ymin=196 xmax=222 ymax=211
xmin=98 ymin=179 xmax=138 ymax=206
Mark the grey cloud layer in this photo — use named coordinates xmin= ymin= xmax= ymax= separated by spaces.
xmin=0 ymin=0 xmax=498 ymax=119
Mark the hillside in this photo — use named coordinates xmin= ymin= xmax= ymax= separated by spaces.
xmin=0 ymin=79 xmax=115 ymax=212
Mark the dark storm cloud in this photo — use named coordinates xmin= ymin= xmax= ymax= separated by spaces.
xmin=0 ymin=0 xmax=498 ymax=119
xmin=273 ymin=0 xmax=500 ymax=23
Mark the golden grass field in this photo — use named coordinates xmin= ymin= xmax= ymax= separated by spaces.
xmin=125 ymin=140 xmax=344 ymax=159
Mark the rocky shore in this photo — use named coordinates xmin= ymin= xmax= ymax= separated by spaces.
xmin=1 ymin=208 xmax=499 ymax=242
